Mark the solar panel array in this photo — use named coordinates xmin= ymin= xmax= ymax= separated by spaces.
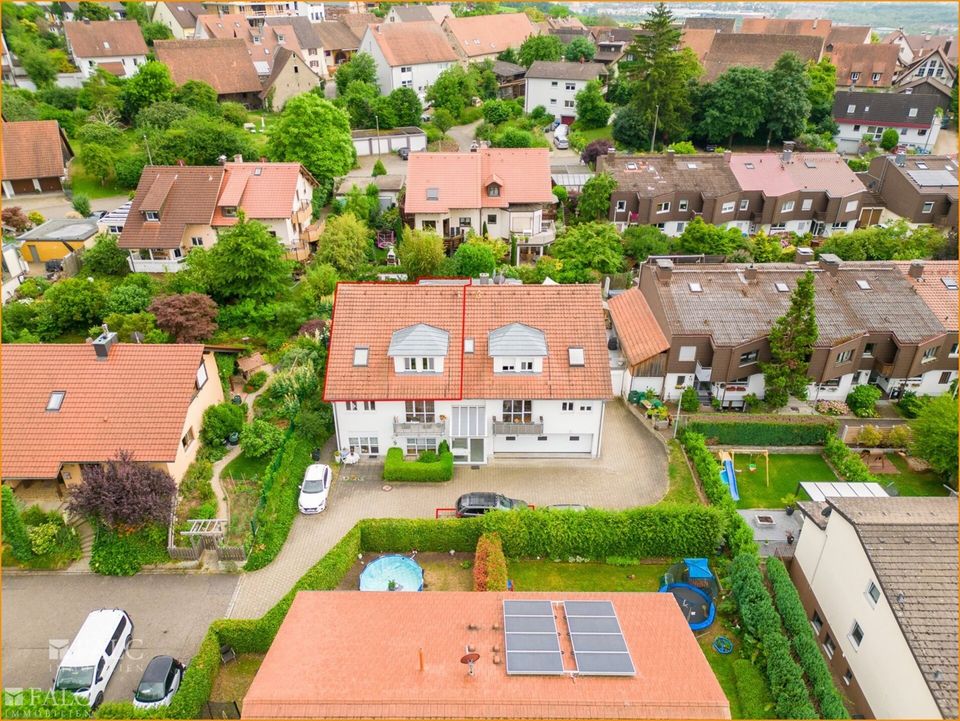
xmin=502 ymin=600 xmax=564 ymax=676
xmin=564 ymin=601 xmax=636 ymax=676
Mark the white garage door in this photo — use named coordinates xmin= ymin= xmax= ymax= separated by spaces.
xmin=494 ymin=434 xmax=593 ymax=454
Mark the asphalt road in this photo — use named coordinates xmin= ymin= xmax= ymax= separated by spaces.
xmin=1 ymin=573 xmax=238 ymax=703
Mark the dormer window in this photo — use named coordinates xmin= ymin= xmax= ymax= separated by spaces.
xmin=403 ymin=357 xmax=436 ymax=372
xmin=487 ymin=183 xmax=500 ymax=197
xmin=389 ymin=323 xmax=448 ymax=374
xmin=223 ymin=206 xmax=237 ymax=217
xmin=277 ymin=33 xmax=285 ymax=43
xmin=46 ymin=391 xmax=66 ymax=412
xmin=489 ymin=322 xmax=547 ymax=374
xmin=253 ymin=35 xmax=262 ymax=44
xmin=144 ymin=210 xmax=160 ymax=222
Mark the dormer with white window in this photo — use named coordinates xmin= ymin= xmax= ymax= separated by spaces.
xmin=488 ymin=322 xmax=547 ymax=374
xmin=485 ymin=175 xmax=503 ymax=198
xmin=388 ymin=323 xmax=448 ymax=374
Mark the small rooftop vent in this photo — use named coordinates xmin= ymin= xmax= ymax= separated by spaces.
xmin=804 ymin=160 xmax=817 ymax=169
xmin=744 ymin=162 xmax=755 ymax=169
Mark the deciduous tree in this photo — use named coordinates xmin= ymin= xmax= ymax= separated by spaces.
xmin=148 ymin=292 xmax=218 ymax=342
xmin=83 ymin=234 xmax=129 ymax=276
xmin=697 ymin=67 xmax=769 ymax=144
xmin=805 ymin=58 xmax=837 ymax=131
xmin=575 ymin=80 xmax=611 ymax=129
xmin=909 ymin=394 xmax=958 ymax=480
xmin=77 ymin=143 xmax=115 ymax=186
xmin=200 ymin=214 xmax=291 ymax=303
xmin=315 ymin=212 xmax=371 ymax=275
xmin=388 ymin=87 xmax=422 ymax=126
xmin=549 ymin=222 xmax=625 ymax=282
xmin=334 ymin=52 xmax=378 ymax=95
xmin=427 ymin=64 xmax=476 ymax=117
xmin=564 ymin=37 xmax=596 ymax=63
xmin=173 ymin=80 xmax=220 ymax=116
xmin=119 ymin=60 xmax=175 ymax=121
xmin=518 ymin=34 xmax=563 ymax=67
xmin=765 ymin=52 xmax=811 ymax=144
xmin=623 ymin=225 xmax=672 ymax=260
xmin=761 ymin=270 xmax=818 ymax=407
xmin=454 ymin=242 xmax=496 ymax=277
xmin=677 ymin=217 xmax=747 ymax=256
xmin=577 ymin=172 xmax=617 ymax=220
xmin=398 ymin=229 xmax=445 ymax=279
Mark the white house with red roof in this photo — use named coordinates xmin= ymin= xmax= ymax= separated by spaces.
xmin=405 ymin=148 xmax=557 ymax=257
xmin=359 ymin=21 xmax=459 ymax=97
xmin=323 ymin=281 xmax=613 ymax=464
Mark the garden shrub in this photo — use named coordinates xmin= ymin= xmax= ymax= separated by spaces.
xmin=684 ymin=418 xmax=835 ymax=446
xmin=382 ymin=447 xmax=454 ymax=482
xmin=200 ymin=402 xmax=245 ymax=446
xmin=1 ymin=485 xmax=34 ymax=561
xmin=680 ymin=386 xmax=700 ymax=413
xmin=164 ymin=624 xmax=222 ymax=719
xmin=729 ymin=553 xmax=817 ymax=719
xmin=239 ymin=419 xmax=285 ymax=459
xmin=767 ymin=557 xmax=850 ymax=719
xmin=886 ymin=424 xmax=912 ymax=448
xmin=846 ymin=385 xmax=881 ymax=418
xmin=473 ymin=532 xmax=508 ymax=591
xmin=90 ymin=523 xmax=169 ymax=576
xmin=897 ymin=391 xmax=926 ymax=419
xmin=824 ymin=434 xmax=877 ymax=482
xmin=732 ymin=659 xmax=774 ymax=720
xmin=856 ymin=424 xmax=883 ymax=448
xmin=215 ymin=353 xmax=236 ymax=396
xmin=244 ymin=370 xmax=268 ymax=392
xmin=27 ymin=522 xmax=60 ymax=555
xmin=180 ymin=460 xmax=215 ymax=504
xmin=3 ymin=690 xmax=91 ymax=719
xmin=359 ymin=518 xmax=482 ymax=553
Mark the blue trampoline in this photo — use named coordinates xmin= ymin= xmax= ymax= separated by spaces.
xmin=659 ymin=558 xmax=718 ymax=631
xmin=359 ymin=554 xmax=424 ymax=591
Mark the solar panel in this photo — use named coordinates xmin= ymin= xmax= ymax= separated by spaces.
xmin=574 ymin=652 xmax=636 ymax=675
xmin=504 ymin=651 xmax=565 ymax=675
xmin=502 ymin=600 xmax=564 ymax=676
xmin=566 ymin=616 xmax=622 ymax=634
xmin=563 ymin=600 xmax=636 ymax=677
xmin=563 ymin=601 xmax=616 ymax=617
xmin=568 ymin=634 xmax=629 ymax=653
xmin=505 ymin=633 xmax=561 ymax=652
xmin=503 ymin=600 xmax=553 ymax=617
xmin=504 ymin=616 xmax=556 ymax=633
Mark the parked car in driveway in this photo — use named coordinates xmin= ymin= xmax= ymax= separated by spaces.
xmin=53 ymin=609 xmax=133 ymax=709
xmin=133 ymin=656 xmax=184 ymax=709
xmin=455 ymin=492 xmax=528 ymax=517
xmin=298 ymin=463 xmax=332 ymax=514
xmin=397 ymin=147 xmax=410 ymax=160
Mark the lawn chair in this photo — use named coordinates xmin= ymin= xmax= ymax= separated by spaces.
xmin=220 ymin=644 xmax=237 ymax=665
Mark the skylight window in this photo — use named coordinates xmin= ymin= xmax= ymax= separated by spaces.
xmin=942 ymin=277 xmax=958 ymax=290
xmin=686 ymin=162 xmax=698 ymax=169
xmin=688 ymin=282 xmax=703 ymax=293
xmin=426 ymin=187 xmax=439 ymax=200
xmin=353 ymin=346 xmax=369 ymax=366
xmin=856 ymin=279 xmax=871 ymax=290
xmin=464 ymin=338 xmax=475 ymax=353
xmin=254 ymin=167 xmax=262 ymax=176
xmin=626 ymin=162 xmax=638 ymax=170
xmin=744 ymin=162 xmax=755 ymax=169
xmin=916 ymin=162 xmax=928 ymax=169
xmin=568 ymin=347 xmax=585 ymax=366
xmin=775 ymin=282 xmax=789 ymax=292
xmin=46 ymin=391 xmax=65 ymax=412
xmin=804 ymin=160 xmax=817 ymax=169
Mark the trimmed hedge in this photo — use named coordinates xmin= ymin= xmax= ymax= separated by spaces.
xmin=90 ymin=523 xmax=168 ymax=576
xmin=2 ymin=690 xmax=91 ymax=719
xmin=473 ymin=532 xmax=508 ymax=591
xmin=730 ymin=554 xmax=817 ymax=719
xmin=360 ymin=517 xmax=481 ymax=553
xmin=2 ymin=485 xmax=34 ymax=561
xmin=685 ymin=418 xmax=835 ymax=446
xmin=767 ymin=558 xmax=850 ymax=719
xmin=382 ymin=447 xmax=454 ymax=482
xmin=733 ymin=659 xmax=775 ymax=720
xmin=824 ymin=434 xmax=877 ymax=482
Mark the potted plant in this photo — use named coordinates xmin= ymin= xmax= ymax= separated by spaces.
xmin=781 ymin=493 xmax=800 ymax=515
xmin=387 ymin=580 xmax=397 ymax=591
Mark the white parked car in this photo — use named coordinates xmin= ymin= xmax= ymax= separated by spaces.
xmin=53 ymin=609 xmax=133 ymax=709
xmin=298 ymin=463 xmax=332 ymax=514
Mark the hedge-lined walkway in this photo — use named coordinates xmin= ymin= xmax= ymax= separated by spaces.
xmin=228 ymin=400 xmax=667 ymax=618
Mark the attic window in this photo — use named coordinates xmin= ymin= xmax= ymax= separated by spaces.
xmin=223 ymin=206 xmax=237 ymax=217
xmin=942 ymin=277 xmax=958 ymax=290
xmin=688 ymin=282 xmax=703 ymax=293
xmin=804 ymin=160 xmax=817 ymax=169
xmin=46 ymin=391 xmax=66 ymax=412
xmin=103 ymin=41 xmax=110 ymax=49
xmin=775 ymin=282 xmax=789 ymax=292
xmin=744 ymin=163 xmax=754 ymax=169
xmin=908 ymin=107 xmax=918 ymax=117
xmin=686 ymin=162 xmax=698 ymax=169
xmin=277 ymin=33 xmax=285 ymax=42
xmin=254 ymin=167 xmax=263 ymax=176
xmin=847 ymin=104 xmax=856 ymax=113
xmin=916 ymin=162 xmax=928 ymax=169
xmin=144 ymin=210 xmax=159 ymax=222
xmin=568 ymin=347 xmax=585 ymax=366
xmin=253 ymin=35 xmax=262 ymax=44
xmin=464 ymin=338 xmax=475 ymax=353
xmin=353 ymin=346 xmax=369 ymax=366
xmin=856 ymin=279 xmax=872 ymax=290
xmin=426 ymin=187 xmax=439 ymax=201
xmin=626 ymin=162 xmax=638 ymax=170
xmin=487 ymin=183 xmax=500 ymax=197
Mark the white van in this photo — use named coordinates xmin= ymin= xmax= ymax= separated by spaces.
xmin=53 ymin=609 xmax=133 ymax=709
xmin=553 ymin=123 xmax=569 ymax=149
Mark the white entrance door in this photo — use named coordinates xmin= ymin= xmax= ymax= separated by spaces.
xmin=469 ymin=438 xmax=484 ymax=463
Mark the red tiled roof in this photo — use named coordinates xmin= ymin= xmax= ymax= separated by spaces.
xmin=324 ymin=282 xmax=613 ymax=401
xmin=740 ymin=17 xmax=833 ymax=38
xmin=211 ymin=162 xmax=315 ymax=226
xmin=97 ymin=61 xmax=126 ymax=76
xmin=442 ymin=13 xmax=535 ymax=57
xmin=154 ymin=38 xmax=262 ymax=94
xmin=1 ymin=344 xmax=207 ymax=479
xmin=195 ymin=13 xmax=305 ymax=73
xmin=679 ymin=27 xmax=717 ymax=63
xmin=893 ymin=261 xmax=958 ymax=330
xmin=366 ymin=21 xmax=458 ymax=66
xmin=729 ymin=152 xmax=867 ymax=198
xmin=405 ymin=148 xmax=554 ymax=214
xmin=608 ymin=289 xmax=671 ymax=365
xmin=64 ymin=20 xmax=147 ymax=58
xmin=242 ymin=591 xmax=731 ymax=720
xmin=825 ymin=42 xmax=899 ymax=87
xmin=1 ymin=120 xmax=71 ymax=181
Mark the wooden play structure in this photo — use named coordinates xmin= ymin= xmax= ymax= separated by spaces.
xmin=726 ymin=448 xmax=770 ymax=487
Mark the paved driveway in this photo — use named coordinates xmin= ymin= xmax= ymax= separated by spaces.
xmin=1 ymin=574 xmax=237 ymax=702
xmin=228 ymin=400 xmax=667 ymax=618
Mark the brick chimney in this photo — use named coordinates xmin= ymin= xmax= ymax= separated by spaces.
xmin=744 ymin=264 xmax=758 ymax=281
xmin=818 ymin=253 xmax=842 ymax=275
xmin=909 ymin=260 xmax=925 ymax=279
xmin=795 ymin=247 xmax=814 ymax=264
xmin=655 ymin=257 xmax=673 ymax=283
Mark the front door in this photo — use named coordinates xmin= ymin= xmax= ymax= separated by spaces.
xmin=469 ymin=438 xmax=484 ymax=463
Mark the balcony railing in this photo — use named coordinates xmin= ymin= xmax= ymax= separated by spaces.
xmin=394 ymin=419 xmax=447 ymax=437
xmin=695 ymin=361 xmax=711 ymax=383
xmin=514 ymin=221 xmax=555 ymax=245
xmin=128 ymin=257 xmax=186 ymax=273
xmin=492 ymin=417 xmax=544 ymax=435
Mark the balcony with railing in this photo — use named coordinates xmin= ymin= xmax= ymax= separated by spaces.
xmin=127 ymin=254 xmax=186 ymax=273
xmin=514 ymin=221 xmax=556 ymax=246
xmin=492 ymin=416 xmax=544 ymax=435
xmin=695 ymin=361 xmax=711 ymax=383
xmin=393 ymin=418 xmax=447 ymax=437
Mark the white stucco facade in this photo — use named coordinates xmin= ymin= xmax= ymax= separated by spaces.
xmin=359 ymin=28 xmax=454 ymax=95
xmin=75 ymin=53 xmax=146 ymax=79
xmin=876 ymin=368 xmax=958 ymax=397
xmin=523 ymin=76 xmax=591 ymax=120
xmin=834 ymin=115 xmax=942 ymax=155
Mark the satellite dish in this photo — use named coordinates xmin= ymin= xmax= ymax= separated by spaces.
xmin=460 ymin=652 xmax=480 ymax=676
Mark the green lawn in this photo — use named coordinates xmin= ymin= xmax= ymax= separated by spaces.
xmin=222 ymin=452 xmax=271 ymax=482
xmin=506 ymin=560 xmax=664 ymax=592
xmin=69 ymin=170 xmax=128 ymax=199
xmin=661 ymin=439 xmax=702 ymax=505
xmin=734 ymin=453 xmax=837 ymax=509
xmin=573 ymin=124 xmax=613 ymax=143
xmin=886 ymin=454 xmax=952 ymax=497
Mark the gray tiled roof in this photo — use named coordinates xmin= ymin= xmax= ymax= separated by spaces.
xmin=525 ymin=61 xmax=606 ymax=81
xmin=387 ymin=323 xmax=449 ymax=357
xmin=834 ymin=90 xmax=940 ymax=125
xmin=653 ymin=262 xmax=948 ymax=346
xmin=829 ymin=497 xmax=958 ymax=718
xmin=488 ymin=322 xmax=548 ymax=357
xmin=597 ymin=153 xmax=740 ymax=198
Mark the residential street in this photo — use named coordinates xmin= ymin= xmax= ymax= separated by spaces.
xmin=1 ymin=574 xmax=237 ymax=703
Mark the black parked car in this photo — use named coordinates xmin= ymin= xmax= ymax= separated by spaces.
xmin=132 ymin=656 xmax=184 ymax=710
xmin=455 ymin=492 xmax=528 ymax=517
xmin=397 ymin=147 xmax=410 ymax=160
xmin=44 ymin=258 xmax=63 ymax=273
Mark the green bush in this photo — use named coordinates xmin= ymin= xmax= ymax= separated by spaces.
xmin=733 ymin=659 xmax=774 ymax=719
xmin=824 ymin=434 xmax=877 ymax=482
xmin=729 ymin=553 xmax=817 ymax=719
xmin=680 ymin=386 xmax=700 ymax=413
xmin=886 ymin=424 xmax=913 ymax=448
xmin=3 ymin=690 xmax=91 ymax=719
xmin=897 ymin=391 xmax=926 ymax=419
xmin=245 ymin=370 xmax=268 ymax=391
xmin=360 ymin=517 xmax=482 ymax=553
xmin=856 ymin=424 xmax=883 ymax=447
xmin=27 ymin=522 xmax=60 ymax=555
xmin=382 ymin=447 xmax=454 ymax=482
xmin=89 ymin=523 xmax=168 ymax=576
xmin=239 ymin=419 xmax=285 ymax=459
xmin=684 ymin=418 xmax=835 ymax=446
xmin=473 ymin=532 xmax=508 ymax=591
xmin=180 ymin=460 xmax=215 ymax=504
xmin=767 ymin=557 xmax=850 ymax=719
xmin=200 ymin=402 xmax=246 ymax=446
xmin=215 ymin=353 xmax=235 ymax=395
xmin=846 ymin=385 xmax=882 ymax=418
xmin=1 ymin=485 xmax=34 ymax=561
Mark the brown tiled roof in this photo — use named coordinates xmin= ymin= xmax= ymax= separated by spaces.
xmin=392 ymin=4 xmax=451 ymax=23
xmin=212 ymin=161 xmax=315 ymax=225
xmin=888 ymin=32 xmax=958 ymax=64
xmin=684 ymin=17 xmax=735 ymax=33
xmin=1 ymin=344 xmax=207 ymax=479
xmin=646 ymin=262 xmax=947 ymax=347
xmin=242 ymin=591 xmax=730 ymax=720
xmin=701 ymin=32 xmax=823 ymax=82
xmin=405 ymin=148 xmax=553 ymax=214
xmin=589 ymin=26 xmax=647 ymax=46
xmin=160 ymin=1 xmax=202 ymax=29
xmin=827 ymin=496 xmax=958 ymax=719
xmin=597 ymin=153 xmax=740 ymax=199
xmin=825 ymin=43 xmax=899 ymax=87
xmin=195 ymin=13 xmax=304 ymax=74
xmin=1 ymin=120 xmax=71 ymax=181
xmin=119 ymin=166 xmax=224 ymax=249
xmin=366 ymin=21 xmax=458 ymax=66
xmin=679 ymin=28 xmax=717 ymax=63
xmin=609 ymin=288 xmax=670 ymax=364
xmin=893 ymin=261 xmax=958 ymax=331
xmin=64 ymin=20 xmax=147 ymax=58
xmin=339 ymin=12 xmax=378 ymax=35
xmin=97 ymin=61 xmax=126 ymax=76
xmin=740 ymin=17 xmax=833 ymax=38
xmin=264 ymin=16 xmax=324 ymax=50
xmin=443 ymin=13 xmax=535 ymax=57
xmin=313 ymin=20 xmax=363 ymax=51
xmin=154 ymin=38 xmax=262 ymax=94
xmin=324 ymin=283 xmax=612 ymax=401
xmin=524 ymin=60 xmax=606 ymax=81
xmin=825 ymin=25 xmax=872 ymax=46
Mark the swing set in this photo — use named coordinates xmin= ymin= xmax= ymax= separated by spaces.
xmin=727 ymin=448 xmax=770 ymax=487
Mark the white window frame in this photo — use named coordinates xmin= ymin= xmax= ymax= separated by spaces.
xmin=739 ymin=349 xmax=759 ymax=366
xmin=404 ymin=401 xmax=435 ymax=423
xmin=801 ymin=199 xmax=813 ymax=211
xmin=656 ymin=201 xmax=670 ymax=214
xmin=865 ymin=581 xmax=881 ymax=607
xmin=845 ymin=200 xmax=859 ymax=213
xmin=949 ymin=343 xmax=958 ymax=358
xmin=579 ymin=402 xmax=593 ymax=412
xmin=348 ymin=436 xmax=380 ymax=455
xmin=678 ymin=199 xmax=688 ymax=211
xmin=781 ymin=200 xmax=795 ymax=213
xmin=561 ymin=401 xmax=574 ymax=412
xmin=921 ymin=346 xmax=938 ymax=363
xmin=145 ymin=211 xmax=159 ymax=222
xmin=565 ymin=82 xmax=576 ymax=91
xmin=196 ymin=362 xmax=208 ymax=390
xmin=563 ymin=100 xmax=575 ymax=108
xmin=739 ymin=199 xmax=749 ymax=211
xmin=46 ymin=390 xmax=66 ymax=411
xmin=836 ymin=349 xmax=854 ymax=365
xmin=721 ymin=201 xmax=735 ymax=213
xmin=615 ymin=200 xmax=627 ymax=212
xmin=678 ymin=346 xmax=696 ymax=362
xmin=353 ymin=347 xmax=368 ymax=366
xmin=850 ymin=72 xmax=860 ymax=82
xmin=849 ymin=621 xmax=864 ymax=649
xmin=871 ymin=72 xmax=881 ymax=82
xmin=922 ymin=201 xmax=935 ymax=214
xmin=405 ymin=437 xmax=437 ymax=455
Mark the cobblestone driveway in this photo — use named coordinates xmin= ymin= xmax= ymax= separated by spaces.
xmin=228 ymin=400 xmax=667 ymax=618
